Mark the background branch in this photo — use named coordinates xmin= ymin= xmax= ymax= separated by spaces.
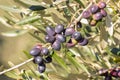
xmin=0 ymin=58 xmax=33 ymax=75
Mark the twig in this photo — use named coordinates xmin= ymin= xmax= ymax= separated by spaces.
xmin=68 ymin=2 xmax=93 ymax=28
xmin=53 ymin=0 xmax=66 ymax=5
xmin=59 ymin=3 xmax=77 ymax=9
xmin=0 ymin=58 xmax=34 ymax=75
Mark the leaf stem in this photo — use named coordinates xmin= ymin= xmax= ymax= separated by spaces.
xmin=0 ymin=58 xmax=34 ymax=75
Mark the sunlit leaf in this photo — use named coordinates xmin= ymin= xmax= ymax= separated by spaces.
xmin=18 ymin=0 xmax=46 ymax=6
xmin=69 ymin=49 xmax=81 ymax=57
xmin=23 ymin=51 xmax=32 ymax=59
xmin=29 ymin=33 xmax=45 ymax=43
xmin=16 ymin=15 xmax=40 ymax=25
xmin=5 ymin=71 xmax=21 ymax=79
xmin=0 ymin=17 xmax=12 ymax=28
xmin=1 ymin=30 xmax=29 ymax=37
xmin=46 ymin=8 xmax=67 ymax=22
xmin=66 ymin=52 xmax=80 ymax=71
xmin=52 ymin=52 xmax=70 ymax=73
xmin=106 ymin=15 xmax=113 ymax=36
xmin=68 ymin=50 xmax=90 ymax=75
xmin=8 ymin=61 xmax=20 ymax=74
xmin=48 ymin=73 xmax=65 ymax=80
xmin=0 ymin=5 xmax=22 ymax=13
xmin=51 ymin=13 xmax=61 ymax=24
xmin=43 ymin=16 xmax=56 ymax=25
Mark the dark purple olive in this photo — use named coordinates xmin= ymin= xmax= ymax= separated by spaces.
xmin=82 ymin=10 xmax=91 ymax=19
xmin=110 ymin=70 xmax=118 ymax=78
xmin=93 ymin=12 xmax=103 ymax=20
xmin=77 ymin=22 xmax=82 ymax=28
xmin=30 ymin=45 xmax=42 ymax=56
xmin=104 ymin=75 xmax=112 ymax=80
xmin=34 ymin=56 xmax=43 ymax=64
xmin=117 ymin=70 xmax=120 ymax=77
xmin=45 ymin=35 xmax=55 ymax=43
xmin=90 ymin=5 xmax=99 ymax=14
xmin=65 ymin=27 xmax=75 ymax=36
xmin=41 ymin=47 xmax=49 ymax=56
xmin=46 ymin=26 xmax=56 ymax=36
xmin=100 ymin=9 xmax=107 ymax=17
xmin=78 ymin=38 xmax=88 ymax=46
xmin=55 ymin=24 xmax=64 ymax=34
xmin=98 ymin=69 xmax=108 ymax=76
xmin=38 ymin=63 xmax=46 ymax=73
xmin=52 ymin=40 xmax=61 ymax=51
xmin=56 ymin=34 xmax=66 ymax=43
xmin=66 ymin=38 xmax=77 ymax=48
xmin=44 ymin=56 xmax=52 ymax=63
xmin=98 ymin=1 xmax=106 ymax=9
xmin=72 ymin=32 xmax=82 ymax=41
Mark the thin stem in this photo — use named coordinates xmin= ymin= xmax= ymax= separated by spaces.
xmin=0 ymin=58 xmax=34 ymax=75
xmin=68 ymin=2 xmax=93 ymax=28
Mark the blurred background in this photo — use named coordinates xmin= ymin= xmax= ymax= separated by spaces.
xmin=0 ymin=0 xmax=35 ymax=79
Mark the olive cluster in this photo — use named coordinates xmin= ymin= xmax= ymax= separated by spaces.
xmin=45 ymin=24 xmax=66 ymax=51
xmin=29 ymin=24 xmax=88 ymax=73
xmin=45 ymin=24 xmax=88 ymax=50
xmin=30 ymin=45 xmax=52 ymax=73
xmin=65 ymin=27 xmax=88 ymax=48
xmin=82 ymin=1 xmax=107 ymax=26
xmin=99 ymin=68 xmax=120 ymax=79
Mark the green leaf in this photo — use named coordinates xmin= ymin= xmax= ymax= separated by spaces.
xmin=69 ymin=50 xmax=90 ymax=75
xmin=5 ymin=71 xmax=19 ymax=79
xmin=63 ymin=8 xmax=71 ymax=17
xmin=51 ymin=13 xmax=61 ymax=24
xmin=1 ymin=30 xmax=29 ymax=37
xmin=66 ymin=52 xmax=80 ymax=71
xmin=35 ymin=26 xmax=46 ymax=35
xmin=5 ymin=61 xmax=21 ymax=79
xmin=52 ymin=52 xmax=70 ymax=73
xmin=0 ymin=5 xmax=22 ymax=13
xmin=46 ymin=8 xmax=67 ymax=22
xmin=16 ymin=15 xmax=40 ymax=25
xmin=29 ymin=5 xmax=46 ymax=11
xmin=23 ymin=51 xmax=32 ymax=59
xmin=29 ymin=33 xmax=45 ymax=43
xmin=74 ymin=0 xmax=85 ymax=8
xmin=0 ymin=17 xmax=12 ymax=28
xmin=69 ymin=49 xmax=81 ymax=57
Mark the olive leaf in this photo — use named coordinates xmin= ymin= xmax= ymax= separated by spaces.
xmin=52 ymin=52 xmax=70 ymax=73
xmin=29 ymin=32 xmax=45 ymax=43
xmin=29 ymin=5 xmax=46 ymax=11
xmin=0 ymin=5 xmax=22 ymax=13
xmin=17 ymin=0 xmax=45 ymax=6
xmin=106 ymin=15 xmax=113 ymax=36
xmin=1 ymin=30 xmax=29 ymax=37
xmin=16 ymin=15 xmax=40 ymax=25
xmin=45 ymin=8 xmax=67 ymax=22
